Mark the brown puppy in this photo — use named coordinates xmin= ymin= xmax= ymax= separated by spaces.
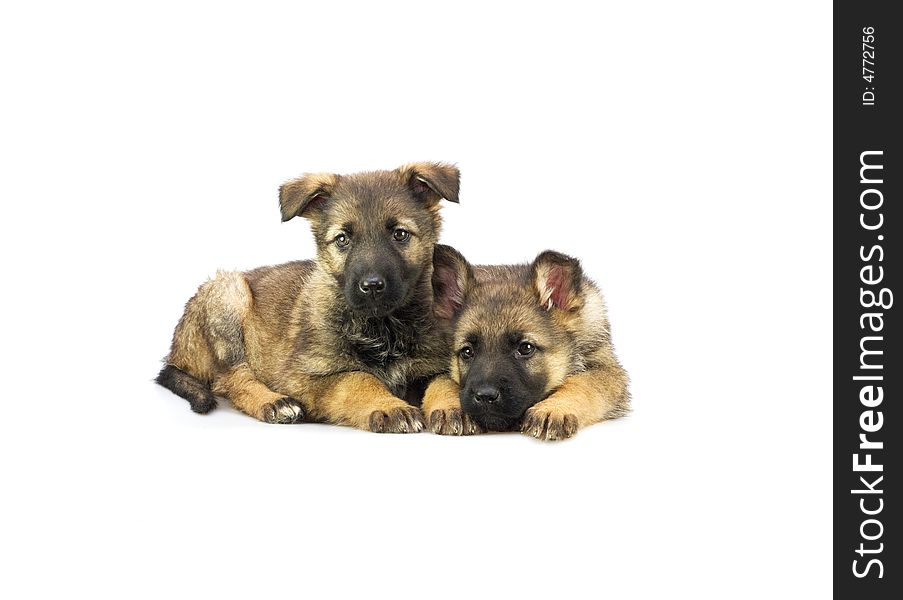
xmin=422 ymin=247 xmax=629 ymax=440
xmin=156 ymin=163 xmax=462 ymax=432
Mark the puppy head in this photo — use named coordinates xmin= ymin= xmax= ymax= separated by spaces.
xmin=451 ymin=251 xmax=584 ymax=431
xmin=279 ymin=162 xmax=459 ymax=316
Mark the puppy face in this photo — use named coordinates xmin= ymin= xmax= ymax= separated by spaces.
xmin=443 ymin=252 xmax=585 ymax=430
xmin=279 ymin=163 xmax=459 ymax=316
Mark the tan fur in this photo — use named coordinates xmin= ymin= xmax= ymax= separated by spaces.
xmin=159 ymin=163 xmax=461 ymax=431
xmin=167 ymin=270 xmax=254 ymax=383
xmin=301 ymin=371 xmax=424 ymax=432
xmin=422 ymin=375 xmax=483 ymax=435
xmin=211 ymin=364 xmax=288 ymax=420
xmin=522 ymin=364 xmax=629 ymax=441
xmin=426 ymin=251 xmax=629 ymax=441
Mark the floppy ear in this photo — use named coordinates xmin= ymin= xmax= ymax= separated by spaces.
xmin=432 ymin=244 xmax=473 ymax=320
xmin=398 ymin=162 xmax=460 ymax=205
xmin=278 ymin=172 xmax=338 ymax=222
xmin=531 ymin=251 xmax=584 ymax=312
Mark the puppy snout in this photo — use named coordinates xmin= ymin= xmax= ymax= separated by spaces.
xmin=472 ymin=385 xmax=500 ymax=405
xmin=358 ymin=275 xmax=386 ymax=295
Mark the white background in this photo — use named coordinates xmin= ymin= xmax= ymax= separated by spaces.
xmin=0 ymin=2 xmax=831 ymax=598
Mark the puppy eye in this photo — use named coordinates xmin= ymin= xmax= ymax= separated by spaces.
xmin=334 ymin=233 xmax=351 ymax=248
xmin=516 ymin=342 xmax=536 ymax=357
xmin=459 ymin=346 xmax=474 ymax=361
xmin=392 ymin=228 xmax=411 ymax=242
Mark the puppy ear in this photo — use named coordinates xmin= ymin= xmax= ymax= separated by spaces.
xmin=432 ymin=244 xmax=473 ymax=320
xmin=398 ymin=162 xmax=460 ymax=205
xmin=278 ymin=173 xmax=338 ymax=222
xmin=531 ymin=251 xmax=584 ymax=312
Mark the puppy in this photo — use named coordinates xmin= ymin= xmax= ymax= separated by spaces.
xmin=156 ymin=163 xmax=462 ymax=432
xmin=423 ymin=247 xmax=629 ymax=440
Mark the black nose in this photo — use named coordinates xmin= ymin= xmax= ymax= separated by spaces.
xmin=358 ymin=275 xmax=386 ymax=295
xmin=472 ymin=385 xmax=500 ymax=404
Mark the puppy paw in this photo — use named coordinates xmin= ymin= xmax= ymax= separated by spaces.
xmin=428 ymin=408 xmax=484 ymax=436
xmin=369 ymin=406 xmax=424 ymax=433
xmin=261 ymin=398 xmax=306 ymax=424
xmin=521 ymin=408 xmax=578 ymax=441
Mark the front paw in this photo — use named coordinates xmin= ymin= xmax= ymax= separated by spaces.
xmin=428 ymin=408 xmax=483 ymax=436
xmin=521 ymin=408 xmax=578 ymax=441
xmin=261 ymin=397 xmax=306 ymax=424
xmin=369 ymin=406 xmax=424 ymax=433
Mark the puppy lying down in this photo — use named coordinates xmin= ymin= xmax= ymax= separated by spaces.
xmin=423 ymin=247 xmax=629 ymax=441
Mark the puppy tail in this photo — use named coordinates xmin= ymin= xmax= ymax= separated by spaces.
xmin=155 ymin=364 xmax=217 ymax=414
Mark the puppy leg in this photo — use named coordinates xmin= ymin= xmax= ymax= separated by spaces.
xmin=422 ymin=375 xmax=483 ymax=435
xmin=157 ymin=274 xmax=235 ymax=413
xmin=303 ymin=372 xmax=424 ymax=433
xmin=163 ymin=271 xmax=303 ymax=423
xmin=522 ymin=365 xmax=629 ymax=441
xmin=213 ymin=364 xmax=305 ymax=424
